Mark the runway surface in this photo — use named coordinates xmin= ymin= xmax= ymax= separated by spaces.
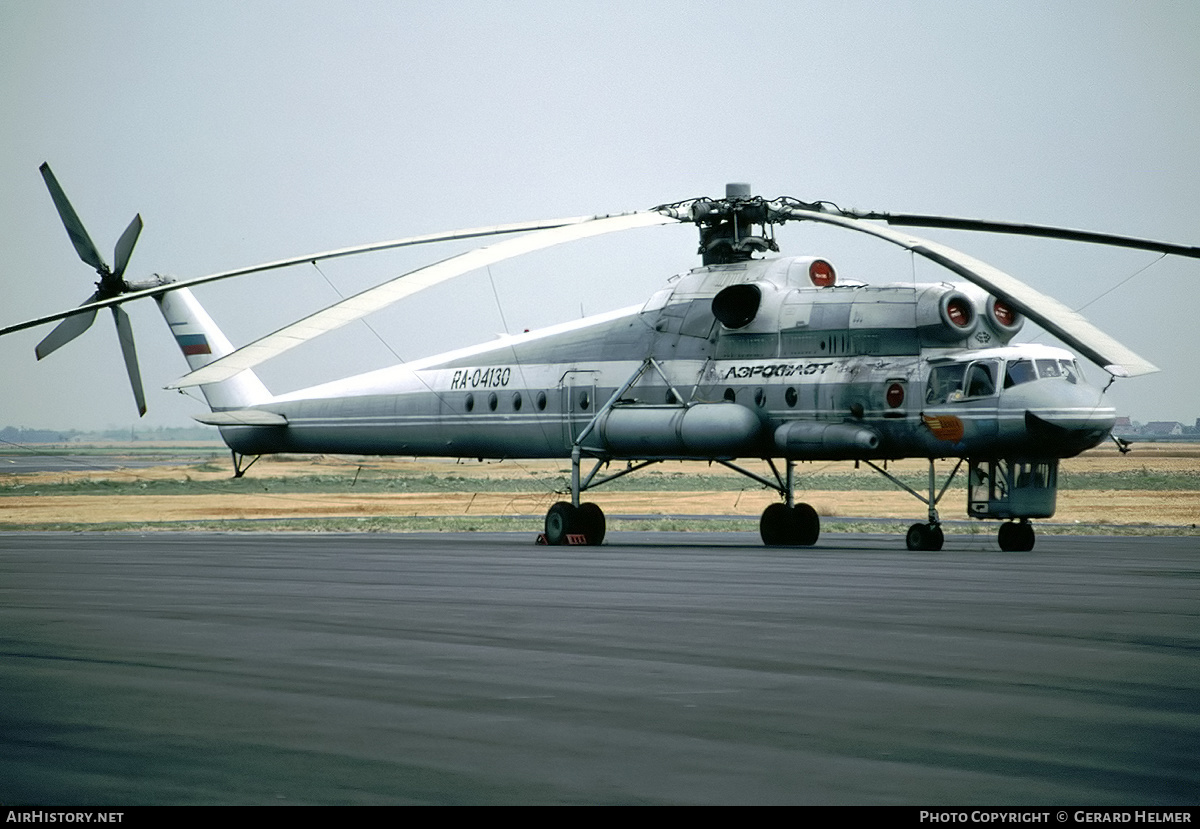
xmin=0 ymin=531 xmax=1196 ymax=805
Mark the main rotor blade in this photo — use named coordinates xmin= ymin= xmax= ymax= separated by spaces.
xmin=844 ymin=210 xmax=1200 ymax=259
xmin=35 ymin=292 xmax=101 ymax=360
xmin=171 ymin=210 xmax=677 ymax=388
xmin=113 ymin=214 xmax=143 ymax=279
xmin=0 ymin=216 xmax=594 ymax=340
xmin=783 ymin=208 xmax=1159 ymax=377
xmin=111 ymin=306 xmax=147 ymax=416
xmin=39 ymin=163 xmax=109 ymax=273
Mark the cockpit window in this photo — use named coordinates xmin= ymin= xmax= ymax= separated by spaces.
xmin=1004 ymin=359 xmax=1037 ymax=388
xmin=964 ymin=361 xmax=997 ymax=398
xmin=926 ymin=364 xmax=965 ymax=404
xmin=1059 ymin=359 xmax=1080 ymax=384
xmin=926 ymin=360 xmax=998 ymax=404
xmin=1035 ymin=359 xmax=1061 ymax=379
xmin=1029 ymin=358 xmax=1082 ymax=384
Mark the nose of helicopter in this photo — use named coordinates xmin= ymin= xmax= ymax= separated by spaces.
xmin=1009 ymin=378 xmax=1116 ymax=457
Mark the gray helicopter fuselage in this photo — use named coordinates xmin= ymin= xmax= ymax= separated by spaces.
xmin=214 ymin=255 xmax=1115 ymax=464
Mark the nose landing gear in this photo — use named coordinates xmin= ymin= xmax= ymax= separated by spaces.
xmin=906 ymin=522 xmax=945 ymax=551
xmin=997 ymin=520 xmax=1036 ymax=552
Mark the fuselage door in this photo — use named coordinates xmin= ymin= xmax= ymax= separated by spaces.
xmin=560 ymin=369 xmax=599 ymax=447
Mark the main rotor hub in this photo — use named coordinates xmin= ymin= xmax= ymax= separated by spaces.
xmin=657 ymin=183 xmax=825 ymax=265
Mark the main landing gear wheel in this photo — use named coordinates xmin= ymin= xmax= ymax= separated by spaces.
xmin=998 ymin=521 xmax=1035 ymax=552
xmin=576 ymin=502 xmax=606 ymax=546
xmin=906 ymin=522 xmax=944 ymax=551
xmin=544 ymin=501 xmax=605 ymax=546
xmin=760 ymin=502 xmax=820 ymax=546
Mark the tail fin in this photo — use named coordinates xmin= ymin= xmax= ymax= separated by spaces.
xmin=155 ymin=287 xmax=272 ymax=411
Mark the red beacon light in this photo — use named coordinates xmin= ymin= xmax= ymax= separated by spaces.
xmin=809 ymin=259 xmax=836 ymax=287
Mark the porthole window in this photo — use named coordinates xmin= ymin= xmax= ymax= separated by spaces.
xmin=465 ymin=393 xmax=475 ymax=412
xmin=512 ymin=392 xmax=523 ymax=411
xmin=724 ymin=388 xmax=736 ymax=402
xmin=579 ymin=391 xmax=590 ymax=411
xmin=754 ymin=388 xmax=766 ymax=407
xmin=488 ymin=392 xmax=498 ymax=411
xmin=785 ymin=387 xmax=798 ymax=407
xmin=536 ymin=391 xmax=547 ymax=411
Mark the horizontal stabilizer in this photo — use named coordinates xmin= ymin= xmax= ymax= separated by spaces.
xmin=193 ymin=410 xmax=288 ymax=427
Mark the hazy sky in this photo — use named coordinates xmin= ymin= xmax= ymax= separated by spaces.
xmin=2 ymin=1 xmax=1198 ymax=431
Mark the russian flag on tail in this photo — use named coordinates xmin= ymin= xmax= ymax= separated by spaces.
xmin=175 ymin=332 xmax=211 ymax=356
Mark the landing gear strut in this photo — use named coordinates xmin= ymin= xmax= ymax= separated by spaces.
xmin=542 ymin=446 xmax=607 ymax=545
xmin=866 ymin=458 xmax=960 ymax=551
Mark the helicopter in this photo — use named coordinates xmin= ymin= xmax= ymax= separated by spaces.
xmin=6 ymin=168 xmax=1198 ymax=551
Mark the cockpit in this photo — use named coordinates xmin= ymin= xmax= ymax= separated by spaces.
xmin=925 ymin=355 xmax=1085 ymax=405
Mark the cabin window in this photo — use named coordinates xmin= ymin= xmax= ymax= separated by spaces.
xmin=785 ymin=387 xmax=798 ymax=407
xmin=579 ymin=391 xmax=590 ymax=411
xmin=536 ymin=391 xmax=548 ymax=411
xmin=465 ymin=393 xmax=475 ymax=412
xmin=753 ymin=388 xmax=766 ymax=407
xmin=512 ymin=392 xmax=522 ymax=411
xmin=488 ymin=392 xmax=498 ymax=411
xmin=724 ymin=388 xmax=736 ymax=402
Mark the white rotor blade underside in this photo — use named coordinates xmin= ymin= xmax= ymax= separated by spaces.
xmin=171 ymin=211 xmax=676 ymax=388
xmin=788 ymin=209 xmax=1159 ymax=377
xmin=0 ymin=217 xmax=594 ymax=340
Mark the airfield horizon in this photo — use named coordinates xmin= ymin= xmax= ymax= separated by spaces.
xmin=1 ymin=441 xmax=1196 ymax=534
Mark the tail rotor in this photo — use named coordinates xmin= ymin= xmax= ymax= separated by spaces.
xmin=36 ymin=163 xmax=148 ymax=415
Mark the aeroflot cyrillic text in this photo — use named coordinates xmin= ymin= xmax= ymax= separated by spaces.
xmin=449 ymin=367 xmax=512 ymax=390
xmin=723 ymin=362 xmax=835 ymax=380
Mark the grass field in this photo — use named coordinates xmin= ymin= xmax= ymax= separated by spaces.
xmin=2 ymin=441 xmax=1197 ymax=534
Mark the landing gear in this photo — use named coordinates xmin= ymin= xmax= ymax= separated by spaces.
xmin=544 ymin=501 xmax=606 ymax=545
xmin=230 ymin=451 xmax=261 ymax=479
xmin=757 ymin=459 xmax=820 ymax=547
xmin=760 ymin=502 xmax=820 ymax=546
xmin=906 ymin=522 xmax=944 ymax=551
xmin=998 ymin=520 xmax=1035 ymax=552
xmin=866 ymin=458 xmax=958 ymax=551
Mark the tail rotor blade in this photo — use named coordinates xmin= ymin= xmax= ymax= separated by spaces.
xmin=113 ymin=214 xmax=143 ymax=279
xmin=111 ymin=306 xmax=147 ymax=416
xmin=35 ymin=292 xmax=101 ymax=360
xmin=39 ymin=163 xmax=109 ymax=273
